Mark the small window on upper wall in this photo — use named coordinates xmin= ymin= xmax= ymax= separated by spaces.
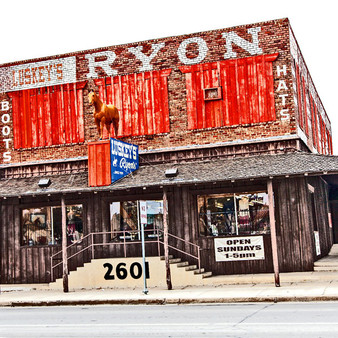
xmin=204 ymin=87 xmax=222 ymax=101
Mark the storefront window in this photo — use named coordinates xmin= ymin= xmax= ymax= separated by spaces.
xmin=198 ymin=193 xmax=269 ymax=236
xmin=21 ymin=205 xmax=83 ymax=246
xmin=110 ymin=200 xmax=163 ymax=240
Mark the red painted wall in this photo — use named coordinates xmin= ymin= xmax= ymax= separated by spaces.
xmin=9 ymin=82 xmax=86 ymax=149
xmin=88 ymin=140 xmax=111 ymax=187
xmin=180 ymin=54 xmax=278 ymax=130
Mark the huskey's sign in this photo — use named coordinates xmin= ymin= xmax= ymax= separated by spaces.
xmin=0 ymin=57 xmax=76 ymax=93
xmin=110 ymin=138 xmax=139 ymax=183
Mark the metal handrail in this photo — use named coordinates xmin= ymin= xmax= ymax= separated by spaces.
xmin=157 ymin=229 xmax=201 ymax=270
xmin=50 ymin=228 xmax=201 ymax=281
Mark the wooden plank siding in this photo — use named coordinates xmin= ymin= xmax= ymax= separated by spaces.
xmin=93 ymin=69 xmax=171 ymax=138
xmin=273 ymin=177 xmax=314 ymax=272
xmin=307 ymin=177 xmax=333 ymax=258
xmin=88 ymin=140 xmax=111 ymax=187
xmin=8 ymin=82 xmax=86 ymax=149
xmin=180 ymin=54 xmax=278 ymax=130
xmin=0 ymin=176 xmax=334 ymax=284
xmin=295 ymin=64 xmax=333 ymax=155
xmin=166 ymin=184 xmax=274 ymax=275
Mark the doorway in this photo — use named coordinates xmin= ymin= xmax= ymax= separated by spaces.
xmin=330 ymin=201 xmax=338 ymax=243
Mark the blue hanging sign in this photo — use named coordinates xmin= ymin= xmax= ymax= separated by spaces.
xmin=110 ymin=138 xmax=139 ymax=183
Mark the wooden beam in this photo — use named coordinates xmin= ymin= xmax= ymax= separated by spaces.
xmin=163 ymin=188 xmax=172 ymax=290
xmin=61 ymin=195 xmax=69 ymax=293
xmin=267 ymin=179 xmax=280 ymax=287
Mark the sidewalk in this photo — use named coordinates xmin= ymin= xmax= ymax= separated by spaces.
xmin=1 ymin=271 xmax=338 ymax=307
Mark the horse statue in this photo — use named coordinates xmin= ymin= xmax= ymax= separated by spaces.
xmin=88 ymin=90 xmax=119 ymax=139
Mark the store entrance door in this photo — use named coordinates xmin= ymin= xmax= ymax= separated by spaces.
xmin=330 ymin=201 xmax=338 ymax=243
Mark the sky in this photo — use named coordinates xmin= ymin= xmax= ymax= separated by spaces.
xmin=1 ymin=0 xmax=337 ymax=153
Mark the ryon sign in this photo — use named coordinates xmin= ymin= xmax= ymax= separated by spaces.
xmin=110 ymin=138 xmax=139 ymax=183
xmin=85 ymin=27 xmax=263 ymax=77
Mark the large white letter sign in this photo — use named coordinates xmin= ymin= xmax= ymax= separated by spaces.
xmin=177 ymin=37 xmax=208 ymax=65
xmin=128 ymin=43 xmax=165 ymax=71
xmin=223 ymin=27 xmax=263 ymax=59
xmin=85 ymin=51 xmax=118 ymax=78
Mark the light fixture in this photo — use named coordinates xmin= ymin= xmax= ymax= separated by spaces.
xmin=165 ymin=168 xmax=178 ymax=178
xmin=38 ymin=178 xmax=51 ymax=188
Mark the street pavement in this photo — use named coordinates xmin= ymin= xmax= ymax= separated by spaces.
xmin=1 ymin=271 xmax=338 ymax=307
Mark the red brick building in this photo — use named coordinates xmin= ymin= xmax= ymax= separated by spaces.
xmin=0 ymin=18 xmax=337 ymax=286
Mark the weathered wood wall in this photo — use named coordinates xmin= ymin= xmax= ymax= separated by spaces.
xmin=0 ymin=175 xmax=333 ymax=284
xmin=1 ymin=197 xmax=64 ymax=283
xmin=94 ymin=69 xmax=171 ymax=138
xmin=0 ymin=189 xmax=163 ymax=284
xmin=167 ymin=182 xmax=274 ymax=275
xmin=180 ymin=54 xmax=278 ymax=130
xmin=274 ymin=176 xmax=333 ymax=272
xmin=306 ymin=176 xmax=333 ymax=257
xmin=9 ymin=82 xmax=86 ymax=149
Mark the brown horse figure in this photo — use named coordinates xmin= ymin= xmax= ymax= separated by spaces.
xmin=88 ymin=90 xmax=119 ymax=139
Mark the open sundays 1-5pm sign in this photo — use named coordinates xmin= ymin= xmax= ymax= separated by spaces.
xmin=110 ymin=138 xmax=139 ymax=183
xmin=214 ymin=236 xmax=265 ymax=262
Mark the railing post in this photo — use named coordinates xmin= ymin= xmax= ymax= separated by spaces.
xmin=163 ymin=188 xmax=172 ymax=290
xmin=50 ymin=256 xmax=53 ymax=281
xmin=157 ymin=227 xmax=160 ymax=256
xmin=91 ymin=233 xmax=94 ymax=260
xmin=61 ymin=195 xmax=69 ymax=293
xmin=267 ymin=179 xmax=280 ymax=287
xmin=198 ymin=248 xmax=201 ymax=271
xmin=123 ymin=230 xmax=127 ymax=258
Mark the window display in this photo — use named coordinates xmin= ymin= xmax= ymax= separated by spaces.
xmin=110 ymin=200 xmax=163 ymax=240
xmin=21 ymin=205 xmax=83 ymax=246
xmin=198 ymin=192 xmax=269 ymax=236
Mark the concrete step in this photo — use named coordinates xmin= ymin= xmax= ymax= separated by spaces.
xmin=160 ymin=255 xmax=174 ymax=260
xmin=169 ymin=258 xmax=182 ymax=264
xmin=194 ymin=268 xmax=205 ymax=274
xmin=314 ymin=256 xmax=338 ymax=268
xmin=314 ymin=261 xmax=338 ymax=267
xmin=185 ymin=265 xmax=197 ymax=271
xmin=314 ymin=266 xmax=338 ymax=272
xmin=177 ymin=261 xmax=189 ymax=268
xmin=328 ymin=244 xmax=338 ymax=256
xmin=202 ymin=271 xmax=213 ymax=279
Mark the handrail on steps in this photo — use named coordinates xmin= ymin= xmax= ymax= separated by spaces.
xmin=50 ymin=228 xmax=201 ymax=281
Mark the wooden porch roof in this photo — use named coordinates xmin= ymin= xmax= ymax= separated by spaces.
xmin=1 ymin=152 xmax=338 ymax=198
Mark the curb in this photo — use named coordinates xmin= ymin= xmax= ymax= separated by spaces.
xmin=3 ymin=295 xmax=338 ymax=307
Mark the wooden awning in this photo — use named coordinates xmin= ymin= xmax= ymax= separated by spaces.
xmin=1 ymin=152 xmax=338 ymax=198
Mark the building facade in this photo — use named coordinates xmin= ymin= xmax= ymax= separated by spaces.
xmin=0 ymin=18 xmax=337 ymax=286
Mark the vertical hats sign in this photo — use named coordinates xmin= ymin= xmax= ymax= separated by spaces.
xmin=110 ymin=138 xmax=139 ymax=183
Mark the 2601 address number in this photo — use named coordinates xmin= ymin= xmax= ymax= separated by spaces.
xmin=103 ymin=262 xmax=150 ymax=280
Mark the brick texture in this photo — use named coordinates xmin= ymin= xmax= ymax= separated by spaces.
xmin=0 ymin=18 xmax=330 ymax=165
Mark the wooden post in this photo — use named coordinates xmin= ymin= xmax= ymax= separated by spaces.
xmin=267 ymin=179 xmax=280 ymax=287
xmin=163 ymin=188 xmax=172 ymax=290
xmin=61 ymin=195 xmax=69 ymax=293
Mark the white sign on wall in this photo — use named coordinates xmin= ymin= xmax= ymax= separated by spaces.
xmin=0 ymin=56 xmax=76 ymax=92
xmin=139 ymin=201 xmax=147 ymax=225
xmin=214 ymin=236 xmax=265 ymax=262
xmin=314 ymin=231 xmax=321 ymax=256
